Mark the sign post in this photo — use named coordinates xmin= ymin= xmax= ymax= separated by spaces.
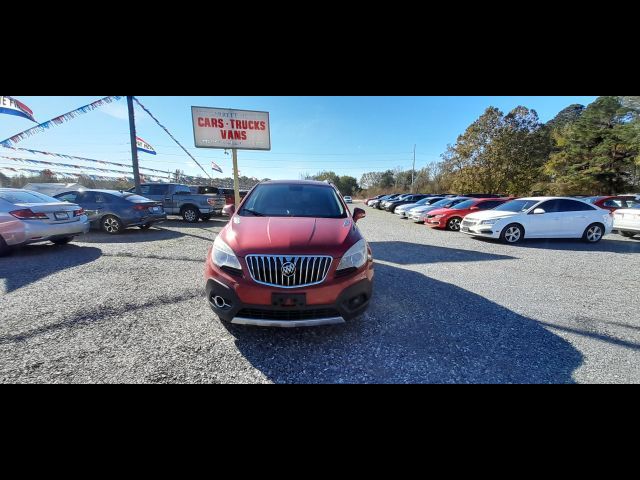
xmin=191 ymin=106 xmax=271 ymax=205
xmin=127 ymin=96 xmax=142 ymax=194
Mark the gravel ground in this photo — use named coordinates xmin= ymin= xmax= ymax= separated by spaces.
xmin=1 ymin=204 xmax=639 ymax=383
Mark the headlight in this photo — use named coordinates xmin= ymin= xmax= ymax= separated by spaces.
xmin=481 ymin=219 xmax=499 ymax=225
xmin=433 ymin=214 xmax=444 ymax=219
xmin=212 ymin=236 xmax=242 ymax=270
xmin=337 ymin=239 xmax=368 ymax=271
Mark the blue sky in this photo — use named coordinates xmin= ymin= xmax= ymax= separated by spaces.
xmin=0 ymin=96 xmax=598 ymax=182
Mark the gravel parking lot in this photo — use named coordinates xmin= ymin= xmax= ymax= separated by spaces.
xmin=1 ymin=203 xmax=639 ymax=383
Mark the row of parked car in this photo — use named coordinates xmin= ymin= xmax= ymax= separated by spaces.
xmin=365 ymin=193 xmax=640 ymax=244
xmin=0 ymin=182 xmax=233 ymax=256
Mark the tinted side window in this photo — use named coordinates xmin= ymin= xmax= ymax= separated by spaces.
xmin=558 ymin=200 xmax=596 ymax=212
xmin=57 ymin=192 xmax=79 ymax=203
xmin=174 ymin=185 xmax=192 ymax=195
xmin=536 ymin=200 xmax=561 ymax=213
xmin=95 ymin=193 xmax=108 ymax=204
xmin=478 ymin=201 xmax=502 ymax=210
xmin=603 ymin=200 xmax=622 ymax=208
xmin=82 ymin=192 xmax=96 ymax=203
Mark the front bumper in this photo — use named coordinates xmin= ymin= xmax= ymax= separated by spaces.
xmin=425 ymin=217 xmax=446 ymax=228
xmin=205 ymin=257 xmax=374 ymax=327
xmin=460 ymin=222 xmax=501 ymax=239
xmin=614 ymin=220 xmax=640 ymax=233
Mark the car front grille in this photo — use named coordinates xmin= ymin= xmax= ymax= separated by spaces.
xmin=237 ymin=308 xmax=340 ymax=321
xmin=245 ymin=255 xmax=333 ymax=288
xmin=462 ymin=219 xmax=477 ymax=227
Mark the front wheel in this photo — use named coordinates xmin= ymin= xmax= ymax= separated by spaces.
xmin=101 ymin=215 xmax=123 ymax=234
xmin=583 ymin=223 xmax=604 ymax=243
xmin=500 ymin=223 xmax=524 ymax=244
xmin=200 ymin=214 xmax=211 ymax=221
xmin=52 ymin=237 xmax=74 ymax=245
xmin=182 ymin=207 xmax=200 ymax=223
xmin=447 ymin=217 xmax=462 ymax=231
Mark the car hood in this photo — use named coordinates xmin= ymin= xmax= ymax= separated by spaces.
xmin=223 ymin=216 xmax=358 ymax=256
xmin=408 ymin=205 xmax=439 ymax=214
xmin=428 ymin=207 xmax=461 ymax=216
xmin=464 ymin=210 xmax=519 ymax=221
xmin=396 ymin=203 xmax=418 ymax=211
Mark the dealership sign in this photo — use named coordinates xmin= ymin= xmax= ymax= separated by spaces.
xmin=191 ymin=107 xmax=270 ymax=150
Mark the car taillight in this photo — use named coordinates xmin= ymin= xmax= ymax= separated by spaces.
xmin=10 ymin=209 xmax=48 ymax=220
xmin=74 ymin=208 xmax=85 ymax=217
xmin=133 ymin=205 xmax=148 ymax=211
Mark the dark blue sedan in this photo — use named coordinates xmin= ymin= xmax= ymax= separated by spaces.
xmin=55 ymin=189 xmax=167 ymax=234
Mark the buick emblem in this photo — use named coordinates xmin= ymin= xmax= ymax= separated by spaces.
xmin=281 ymin=261 xmax=296 ymax=277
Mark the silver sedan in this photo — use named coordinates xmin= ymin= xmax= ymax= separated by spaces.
xmin=0 ymin=188 xmax=90 ymax=256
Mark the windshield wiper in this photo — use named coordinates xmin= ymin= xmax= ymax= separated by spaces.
xmin=243 ymin=208 xmax=265 ymax=217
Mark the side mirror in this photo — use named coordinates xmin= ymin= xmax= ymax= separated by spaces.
xmin=353 ymin=207 xmax=366 ymax=223
xmin=222 ymin=204 xmax=236 ymax=217
xmin=533 ymin=208 xmax=546 ymax=215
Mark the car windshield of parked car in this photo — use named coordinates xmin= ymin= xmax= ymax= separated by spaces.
xmin=493 ymin=199 xmax=539 ymax=213
xmin=452 ymin=200 xmax=476 ymax=210
xmin=0 ymin=190 xmax=60 ymax=204
xmin=430 ymin=198 xmax=458 ymax=208
xmin=414 ymin=197 xmax=433 ymax=206
xmin=240 ymin=184 xmax=347 ymax=218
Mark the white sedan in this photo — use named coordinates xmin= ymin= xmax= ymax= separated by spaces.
xmin=343 ymin=196 xmax=353 ymax=204
xmin=613 ymin=206 xmax=640 ymax=238
xmin=461 ymin=197 xmax=613 ymax=244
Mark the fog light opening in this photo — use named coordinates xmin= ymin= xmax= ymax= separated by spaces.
xmin=213 ymin=295 xmax=232 ymax=310
xmin=348 ymin=294 xmax=367 ymax=310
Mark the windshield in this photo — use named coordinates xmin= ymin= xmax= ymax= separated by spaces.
xmin=452 ymin=200 xmax=476 ymax=210
xmin=414 ymin=197 xmax=433 ymax=206
xmin=494 ymin=199 xmax=539 ymax=212
xmin=430 ymin=198 xmax=459 ymax=208
xmin=0 ymin=190 xmax=61 ymax=204
xmin=239 ymin=184 xmax=347 ymax=218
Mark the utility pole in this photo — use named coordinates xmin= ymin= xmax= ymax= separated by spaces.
xmin=411 ymin=144 xmax=416 ymax=193
xmin=127 ymin=96 xmax=142 ymax=194
xmin=232 ymin=149 xmax=241 ymax=205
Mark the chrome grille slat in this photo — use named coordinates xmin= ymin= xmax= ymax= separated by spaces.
xmin=245 ymin=254 xmax=333 ymax=288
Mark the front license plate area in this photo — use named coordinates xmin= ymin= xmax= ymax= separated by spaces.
xmin=272 ymin=293 xmax=306 ymax=307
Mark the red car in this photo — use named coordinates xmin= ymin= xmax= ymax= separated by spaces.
xmin=204 ymin=180 xmax=374 ymax=328
xmin=425 ymin=197 xmax=514 ymax=231
xmin=584 ymin=196 xmax=638 ymax=212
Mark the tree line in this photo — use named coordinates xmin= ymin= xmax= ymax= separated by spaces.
xmin=359 ymin=96 xmax=640 ymax=197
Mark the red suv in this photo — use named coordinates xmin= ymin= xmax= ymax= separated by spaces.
xmin=204 ymin=180 xmax=374 ymax=327
xmin=425 ymin=197 xmax=513 ymax=231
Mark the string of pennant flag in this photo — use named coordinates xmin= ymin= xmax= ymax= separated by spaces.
xmin=0 ymin=96 xmax=123 ymax=146
xmin=0 ymin=155 xmax=172 ymax=179
xmin=0 ymin=166 xmax=168 ymax=183
xmin=0 ymin=144 xmax=172 ymax=175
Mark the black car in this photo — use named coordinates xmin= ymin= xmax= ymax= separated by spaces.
xmin=369 ymin=194 xmax=398 ymax=209
xmin=384 ymin=194 xmax=431 ymax=213
xmin=375 ymin=193 xmax=404 ymax=209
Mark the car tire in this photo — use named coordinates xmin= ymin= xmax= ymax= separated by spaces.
xmin=52 ymin=237 xmax=74 ymax=245
xmin=182 ymin=206 xmax=200 ymax=223
xmin=447 ymin=217 xmax=463 ymax=231
xmin=583 ymin=223 xmax=604 ymax=243
xmin=101 ymin=215 xmax=123 ymax=234
xmin=500 ymin=223 xmax=524 ymax=244
xmin=200 ymin=214 xmax=211 ymax=221
xmin=0 ymin=236 xmax=11 ymax=257
xmin=139 ymin=224 xmax=152 ymax=230
xmin=619 ymin=231 xmax=636 ymax=238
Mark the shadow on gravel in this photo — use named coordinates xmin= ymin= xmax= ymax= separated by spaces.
xmin=78 ymin=221 xmax=222 ymax=244
xmin=473 ymin=236 xmax=640 ymax=253
xmin=369 ymin=241 xmax=516 ymax=265
xmin=0 ymin=289 xmax=204 ymax=345
xmin=225 ymin=263 xmax=583 ymax=383
xmin=0 ymin=244 xmax=102 ymax=293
